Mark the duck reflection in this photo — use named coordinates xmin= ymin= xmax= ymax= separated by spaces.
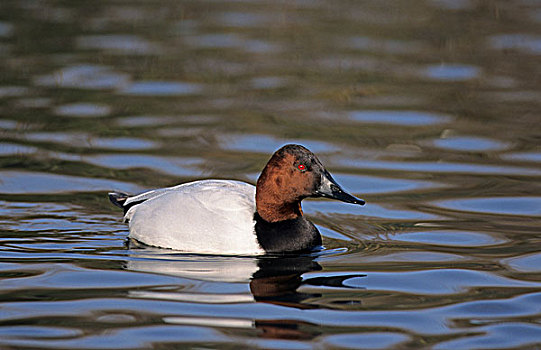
xmin=249 ymin=255 xmax=366 ymax=340
xmin=126 ymin=244 xmax=364 ymax=306
xmin=125 ymin=242 xmax=366 ymax=340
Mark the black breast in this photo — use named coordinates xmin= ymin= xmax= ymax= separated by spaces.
xmin=254 ymin=213 xmax=322 ymax=254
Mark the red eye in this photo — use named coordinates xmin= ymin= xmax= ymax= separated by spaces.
xmin=298 ymin=164 xmax=306 ymax=171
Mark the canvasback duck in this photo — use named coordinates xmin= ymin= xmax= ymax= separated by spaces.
xmin=109 ymin=144 xmax=365 ymax=255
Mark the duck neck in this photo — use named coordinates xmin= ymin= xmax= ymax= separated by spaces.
xmin=256 ymin=197 xmax=303 ymax=223
xmin=253 ymin=209 xmax=321 ymax=254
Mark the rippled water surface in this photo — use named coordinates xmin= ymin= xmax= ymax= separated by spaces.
xmin=1 ymin=1 xmax=540 ymax=349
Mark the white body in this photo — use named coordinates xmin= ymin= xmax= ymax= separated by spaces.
xmin=124 ymin=180 xmax=265 ymax=255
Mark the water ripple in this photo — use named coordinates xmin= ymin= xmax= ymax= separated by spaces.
xmin=0 ymin=21 xmax=14 ymax=37
xmin=304 ymin=200 xmax=440 ymax=220
xmin=504 ymin=253 xmax=541 ymax=273
xmin=502 ymin=151 xmax=541 ymax=163
xmin=331 ymin=173 xmax=442 ymax=194
xmin=0 ymin=86 xmax=29 ymax=98
xmin=349 ymin=110 xmax=452 ymax=126
xmin=221 ymin=134 xmax=338 ymax=154
xmin=119 ymin=81 xmax=204 ymax=96
xmin=53 ymin=102 xmax=112 ymax=118
xmin=321 ymin=332 xmax=410 ymax=349
xmin=76 ymin=34 xmax=163 ymax=55
xmin=24 ymin=132 xmax=158 ymax=150
xmin=435 ymin=323 xmax=541 ymax=350
xmin=489 ymin=34 xmax=541 ymax=55
xmin=434 ymin=197 xmax=541 ymax=217
xmin=0 ymin=1 xmax=540 ymax=348
xmin=392 ymin=230 xmax=506 ymax=247
xmin=83 ymin=154 xmax=203 ymax=177
xmin=34 ymin=64 xmax=130 ymax=90
xmin=337 ymin=269 xmax=540 ymax=294
xmin=422 ymin=64 xmax=481 ymax=81
xmin=0 ymin=142 xmax=38 ymax=155
xmin=333 ymin=157 xmax=541 ymax=176
xmin=429 ymin=136 xmax=508 ymax=152
xmin=0 ymin=171 xmax=142 ymax=194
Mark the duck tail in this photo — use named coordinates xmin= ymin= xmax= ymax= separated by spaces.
xmin=108 ymin=191 xmax=129 ymax=209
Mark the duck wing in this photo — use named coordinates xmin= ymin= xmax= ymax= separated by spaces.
xmin=124 ymin=180 xmax=263 ymax=255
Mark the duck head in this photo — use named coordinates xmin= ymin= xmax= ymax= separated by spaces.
xmin=256 ymin=144 xmax=365 ymax=222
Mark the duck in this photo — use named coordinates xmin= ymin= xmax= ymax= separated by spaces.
xmin=109 ymin=144 xmax=365 ymax=255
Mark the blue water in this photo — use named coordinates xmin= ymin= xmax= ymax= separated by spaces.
xmin=1 ymin=1 xmax=540 ymax=349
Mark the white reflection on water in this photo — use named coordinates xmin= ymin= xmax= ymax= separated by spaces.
xmin=127 ymin=254 xmax=258 ymax=283
xmin=164 ymin=316 xmax=253 ymax=328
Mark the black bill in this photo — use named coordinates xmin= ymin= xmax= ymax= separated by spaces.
xmin=315 ymin=170 xmax=365 ymax=206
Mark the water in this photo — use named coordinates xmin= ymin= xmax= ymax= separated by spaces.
xmin=1 ymin=0 xmax=540 ymax=348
